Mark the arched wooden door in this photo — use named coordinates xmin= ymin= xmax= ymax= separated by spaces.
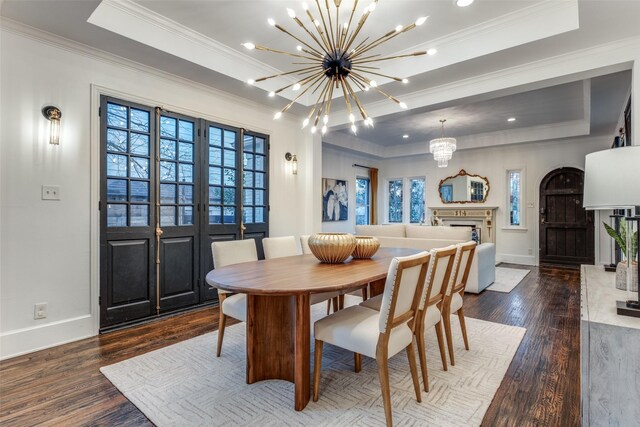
xmin=539 ymin=167 xmax=594 ymax=266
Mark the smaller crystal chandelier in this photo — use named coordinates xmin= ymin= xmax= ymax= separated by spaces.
xmin=429 ymin=119 xmax=456 ymax=168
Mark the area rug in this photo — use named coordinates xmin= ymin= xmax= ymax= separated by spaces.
xmin=101 ymin=302 xmax=525 ymax=427
xmin=486 ymin=267 xmax=531 ymax=293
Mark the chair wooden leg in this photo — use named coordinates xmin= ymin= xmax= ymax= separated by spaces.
xmin=434 ymin=321 xmax=448 ymax=372
xmin=443 ymin=310 xmax=456 ymax=366
xmin=415 ymin=323 xmax=429 ymax=392
xmin=332 ymin=297 xmax=339 ymax=313
xmin=313 ymin=339 xmax=324 ymax=402
xmin=216 ymin=312 xmax=227 ymax=357
xmin=406 ymin=342 xmax=422 ymax=403
xmin=458 ymin=307 xmax=470 ymax=351
xmin=376 ymin=348 xmax=393 ymax=427
xmin=361 ymin=286 xmax=368 ymax=301
xmin=354 ymin=353 xmax=362 ymax=373
xmin=326 ymin=300 xmax=331 ymax=315
xmin=338 ymin=294 xmax=345 ymax=310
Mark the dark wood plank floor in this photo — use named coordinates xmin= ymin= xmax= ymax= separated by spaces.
xmin=0 ymin=264 xmax=580 ymax=426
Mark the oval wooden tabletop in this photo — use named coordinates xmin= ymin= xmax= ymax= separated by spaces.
xmin=205 ymin=247 xmax=422 ymax=295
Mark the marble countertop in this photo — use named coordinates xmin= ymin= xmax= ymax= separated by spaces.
xmin=581 ymin=264 xmax=640 ymax=330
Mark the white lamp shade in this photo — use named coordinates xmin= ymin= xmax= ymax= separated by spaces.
xmin=583 ymin=146 xmax=640 ymax=210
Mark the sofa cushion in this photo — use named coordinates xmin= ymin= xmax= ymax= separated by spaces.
xmin=405 ymin=225 xmax=472 ymax=241
xmin=376 ymin=236 xmax=465 ymax=251
xmin=355 ymin=224 xmax=406 ymax=237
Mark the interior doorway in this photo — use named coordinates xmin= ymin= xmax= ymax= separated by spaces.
xmin=539 ymin=167 xmax=594 ymax=267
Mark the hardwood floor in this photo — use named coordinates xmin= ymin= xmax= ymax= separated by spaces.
xmin=0 ymin=264 xmax=580 ymax=426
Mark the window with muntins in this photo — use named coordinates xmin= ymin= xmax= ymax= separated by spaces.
xmin=356 ymin=177 xmax=370 ymax=225
xmin=508 ymin=170 xmax=521 ymax=226
xmin=409 ymin=178 xmax=425 ymax=223
xmin=388 ymin=179 xmax=403 ymax=223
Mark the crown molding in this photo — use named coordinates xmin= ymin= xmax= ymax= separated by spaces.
xmin=0 ymin=17 xmax=303 ymax=123
xmin=87 ymin=0 xmax=303 ymax=103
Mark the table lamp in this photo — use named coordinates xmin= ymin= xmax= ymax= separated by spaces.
xmin=584 ymin=145 xmax=640 ymax=318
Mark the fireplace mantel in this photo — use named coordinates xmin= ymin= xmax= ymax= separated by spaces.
xmin=429 ymin=206 xmax=498 ymax=243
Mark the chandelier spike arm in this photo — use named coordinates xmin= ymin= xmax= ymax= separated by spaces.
xmin=324 ymin=0 xmax=338 ymax=50
xmin=351 ymin=20 xmax=421 ymax=59
xmin=342 ymin=77 xmax=371 ymax=121
xmin=253 ymin=65 xmax=320 ymax=84
xmin=253 ymin=45 xmax=319 ymax=61
xmin=292 ymin=17 xmax=332 ymax=56
xmin=276 ymin=73 xmax=327 ymax=115
xmin=334 ymin=2 xmax=340 ymax=50
xmin=315 ymin=0 xmax=336 ymax=51
xmin=304 ymin=9 xmax=333 ymax=53
xmin=351 ymin=71 xmax=407 ymax=108
xmin=342 ymin=1 xmax=378 ymax=54
xmin=351 ymin=50 xmax=427 ymax=64
xmin=351 ymin=67 xmax=406 ymax=83
xmin=338 ymin=76 xmax=354 ymax=117
xmin=273 ymin=70 xmax=325 ymax=95
xmin=274 ymin=24 xmax=324 ymax=57
xmin=341 ymin=0 xmax=359 ymax=50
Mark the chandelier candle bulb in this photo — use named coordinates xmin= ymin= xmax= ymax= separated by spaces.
xmin=427 ymin=48 xmax=438 ymax=55
xmin=274 ymin=111 xmax=282 ymax=119
xmin=242 ymin=42 xmax=255 ymax=50
xmin=415 ymin=16 xmax=428 ymax=26
xmin=268 ymin=91 xmax=275 ymax=97
xmin=399 ymin=102 xmax=407 ymax=109
xmin=287 ymin=8 xmax=296 ymax=18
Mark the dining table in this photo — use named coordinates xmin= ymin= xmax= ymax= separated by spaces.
xmin=205 ymin=246 xmax=421 ymax=411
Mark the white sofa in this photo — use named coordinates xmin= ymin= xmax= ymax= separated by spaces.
xmin=355 ymin=224 xmax=496 ymax=293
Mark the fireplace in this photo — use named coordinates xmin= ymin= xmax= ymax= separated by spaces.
xmin=429 ymin=206 xmax=498 ymax=244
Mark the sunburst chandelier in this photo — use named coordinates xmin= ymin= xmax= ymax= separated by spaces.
xmin=242 ymin=0 xmax=431 ymax=135
xmin=430 ymin=119 xmax=457 ymax=168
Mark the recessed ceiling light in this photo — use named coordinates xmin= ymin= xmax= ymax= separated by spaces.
xmin=427 ymin=48 xmax=438 ymax=56
xmin=403 ymin=134 xmax=409 ymax=139
xmin=508 ymin=117 xmax=516 ymax=122
xmin=456 ymin=0 xmax=474 ymax=7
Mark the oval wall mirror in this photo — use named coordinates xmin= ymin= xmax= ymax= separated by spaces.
xmin=439 ymin=169 xmax=490 ymax=204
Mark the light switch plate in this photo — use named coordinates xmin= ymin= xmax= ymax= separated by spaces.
xmin=42 ymin=185 xmax=61 ymax=200
xmin=34 ymin=302 xmax=47 ymax=319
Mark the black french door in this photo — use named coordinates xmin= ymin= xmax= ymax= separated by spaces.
xmin=100 ymin=96 xmax=269 ymax=329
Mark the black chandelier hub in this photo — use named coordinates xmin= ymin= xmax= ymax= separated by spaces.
xmin=322 ymin=49 xmax=352 ymax=79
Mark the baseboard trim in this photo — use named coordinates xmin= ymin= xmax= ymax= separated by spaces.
xmin=0 ymin=315 xmax=95 ymax=360
xmin=497 ymin=253 xmax=537 ymax=266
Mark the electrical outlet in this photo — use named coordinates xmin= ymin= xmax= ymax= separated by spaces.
xmin=34 ymin=303 xmax=47 ymax=319
xmin=42 ymin=185 xmax=61 ymax=201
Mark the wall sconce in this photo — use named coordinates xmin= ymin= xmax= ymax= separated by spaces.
xmin=285 ymin=152 xmax=298 ymax=175
xmin=42 ymin=106 xmax=62 ymax=145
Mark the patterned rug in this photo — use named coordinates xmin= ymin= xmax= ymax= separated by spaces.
xmin=486 ymin=267 xmax=531 ymax=293
xmin=101 ymin=300 xmax=525 ymax=426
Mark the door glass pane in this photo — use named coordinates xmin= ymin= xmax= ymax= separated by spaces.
xmin=107 ymin=154 xmax=128 ymax=177
xmin=160 ymin=117 xmax=177 ymax=138
xmin=223 ymin=207 xmax=235 ymax=223
xmin=244 ymin=207 xmax=254 ymax=224
xmin=107 ymin=179 xmax=127 ymax=201
xmin=209 ymin=127 xmax=222 ymax=146
xmin=244 ymin=152 xmax=254 ymax=170
xmin=255 ymin=172 xmax=265 ymax=189
xmin=178 ymin=164 xmax=193 ymax=183
xmin=107 ymin=103 xmax=128 ymax=128
xmin=160 ymin=206 xmax=176 ymax=226
xmin=243 ymin=171 xmax=253 ymax=187
xmin=210 ymin=147 xmax=222 ymax=166
xmin=255 ymin=137 xmax=265 ymax=154
xmin=130 ymin=205 xmax=149 ymax=226
xmin=209 ymin=186 xmax=221 ymax=204
xmin=130 ymin=157 xmax=149 ymax=179
xmin=160 ymin=161 xmax=176 ymax=181
xmin=243 ymin=135 xmax=253 ymax=152
xmin=178 ymin=185 xmax=193 ymax=204
xmin=255 ymin=207 xmax=265 ymax=223
xmin=106 ymin=129 xmax=127 ymax=153
xmin=130 ymin=133 xmax=149 ymax=156
xmin=160 ymin=184 xmax=176 ymax=203
xmin=223 ymin=130 xmax=236 ymax=149
xmin=179 ymin=142 xmax=194 ymax=162
xmin=210 ymin=167 xmax=222 ymax=185
xmin=244 ymin=189 xmax=253 ymax=205
xmin=178 ymin=206 xmax=193 ymax=225
xmin=223 ymin=169 xmax=235 ymax=186
xmin=255 ymin=155 xmax=265 ymax=171
xmin=255 ymin=190 xmax=265 ymax=205
xmin=179 ymin=120 xmax=194 ymax=142
xmin=224 ymin=150 xmax=236 ymax=168
xmin=130 ymin=181 xmax=149 ymax=202
xmin=209 ymin=206 xmax=221 ymax=224
xmin=160 ymin=139 xmax=176 ymax=160
xmin=130 ymin=108 xmax=149 ymax=132
xmin=107 ymin=204 xmax=127 ymax=227
xmin=223 ymin=187 xmax=235 ymax=205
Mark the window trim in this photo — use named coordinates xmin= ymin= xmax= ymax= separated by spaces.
xmin=505 ymin=168 xmax=526 ymax=230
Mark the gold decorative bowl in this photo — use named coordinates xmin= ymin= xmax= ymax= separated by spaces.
xmin=308 ymin=233 xmax=357 ymax=264
xmin=352 ymin=236 xmax=381 ymax=259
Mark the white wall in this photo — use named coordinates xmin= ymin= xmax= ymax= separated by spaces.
xmin=373 ymin=136 xmax=611 ymax=265
xmin=321 ymin=146 xmax=380 ymax=233
xmin=0 ymin=27 xmax=315 ymax=359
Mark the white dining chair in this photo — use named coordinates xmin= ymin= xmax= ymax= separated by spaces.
xmin=360 ymin=245 xmax=457 ymax=392
xmin=263 ymin=236 xmax=340 ymax=311
xmin=442 ymin=241 xmax=477 ymax=366
xmin=211 ymin=239 xmax=258 ymax=357
xmin=313 ymin=251 xmax=430 ymax=427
